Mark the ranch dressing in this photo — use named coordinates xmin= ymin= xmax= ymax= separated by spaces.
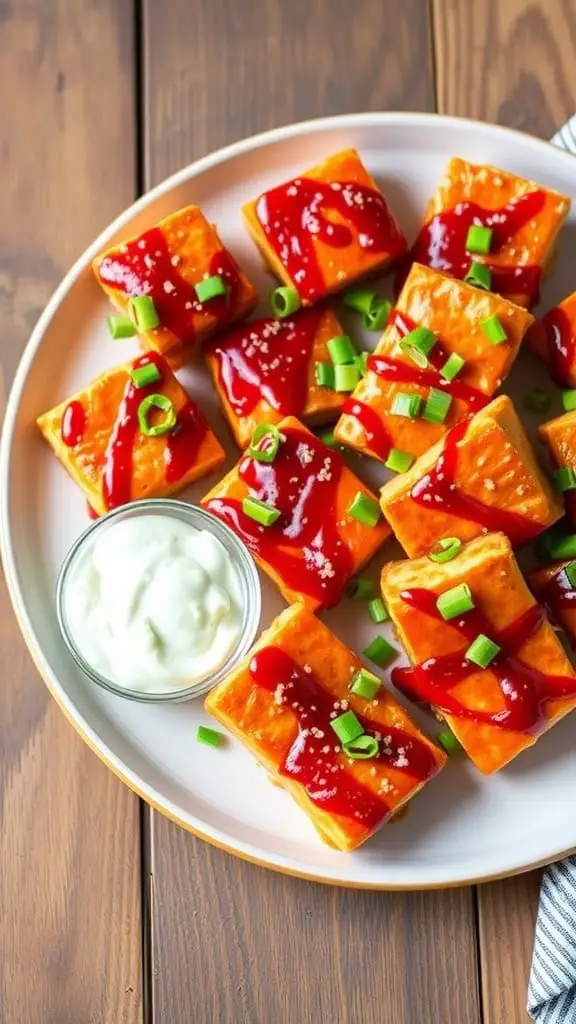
xmin=63 ymin=514 xmax=244 ymax=693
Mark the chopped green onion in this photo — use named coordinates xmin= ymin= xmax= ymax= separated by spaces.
xmin=553 ymin=535 xmax=576 ymax=558
xmin=524 ymin=388 xmax=551 ymax=414
xmin=546 ymin=531 xmax=576 ymax=560
xmin=368 ymin=598 xmax=389 ymax=624
xmin=385 ymin=448 xmax=414 ymax=473
xmin=347 ymin=491 xmax=381 ymax=527
xmin=196 ymin=275 xmax=227 ymax=303
xmin=481 ymin=314 xmax=507 ymax=345
xmin=270 ymin=285 xmax=300 ymax=318
xmin=391 ymin=391 xmax=422 ymax=419
xmin=564 ymin=561 xmax=576 ymax=589
xmin=247 ymin=423 xmax=281 ymax=463
xmin=350 ymin=668 xmax=381 ymax=700
xmin=137 ymin=394 xmax=176 ymax=437
xmin=363 ymin=298 xmax=392 ymax=331
xmin=422 ymin=388 xmax=452 ymax=425
xmin=318 ymin=429 xmax=342 ymax=450
xmin=330 ymin=710 xmax=364 ymax=745
xmin=436 ymin=583 xmax=474 ymax=620
xmin=129 ymin=295 xmax=160 ymax=331
xmin=363 ymin=636 xmax=397 ymax=667
xmin=436 ymin=728 xmax=462 ymax=755
xmin=464 ymin=261 xmax=492 ymax=291
xmin=334 ymin=363 xmax=360 ymax=392
xmin=399 ymin=326 xmax=436 ymax=368
xmin=107 ymin=314 xmax=136 ymax=339
xmin=562 ymin=390 xmax=576 ymax=412
xmin=242 ymin=496 xmax=281 ymax=526
xmin=343 ymin=286 xmax=378 ymax=316
xmin=465 ymin=633 xmax=501 ymax=669
xmin=347 ymin=577 xmax=377 ymax=601
xmin=315 ymin=361 xmax=335 ymax=388
xmin=428 ymin=537 xmax=462 ymax=563
xmin=196 ymin=725 xmax=223 ymax=747
xmin=355 ymin=351 xmax=369 ymax=376
xmin=327 ymin=334 xmax=357 ymax=365
xmin=554 ymin=466 xmax=576 ymax=492
xmin=343 ymin=735 xmax=379 ymax=760
xmin=465 ymin=225 xmax=493 ymax=254
xmin=440 ymin=353 xmax=466 ymax=381
xmin=130 ymin=362 xmax=161 ymax=388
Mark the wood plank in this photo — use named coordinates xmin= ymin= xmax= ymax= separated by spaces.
xmin=149 ymin=825 xmax=481 ymax=1024
xmin=142 ymin=3 xmax=480 ymax=1022
xmin=477 ymin=873 xmax=541 ymax=1024
xmin=432 ymin=3 xmax=576 ymax=1021
xmin=143 ymin=0 xmax=435 ymax=176
xmin=0 ymin=3 xmax=143 ymax=1021
xmin=432 ymin=0 xmax=576 ymax=135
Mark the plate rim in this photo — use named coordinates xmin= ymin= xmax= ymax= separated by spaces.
xmin=3 ymin=110 xmax=576 ymax=889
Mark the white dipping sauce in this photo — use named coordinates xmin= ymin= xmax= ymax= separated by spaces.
xmin=64 ymin=515 xmax=244 ymax=692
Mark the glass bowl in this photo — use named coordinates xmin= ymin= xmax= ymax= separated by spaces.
xmin=55 ymin=499 xmax=262 ymax=703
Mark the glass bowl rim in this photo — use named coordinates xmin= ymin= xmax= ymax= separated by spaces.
xmin=55 ymin=498 xmax=262 ymax=703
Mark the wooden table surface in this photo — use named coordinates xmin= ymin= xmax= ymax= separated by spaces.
xmin=1 ymin=2 xmax=574 ymax=1022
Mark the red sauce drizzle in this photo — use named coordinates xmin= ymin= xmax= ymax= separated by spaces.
xmin=532 ymin=305 xmax=576 ymax=386
xmin=533 ymin=568 xmax=576 ymax=629
xmin=250 ymin=646 xmax=440 ymax=829
xmin=255 ymin=177 xmax=406 ymax=303
xmin=207 ymin=307 xmax=324 ymax=417
xmin=409 ymin=417 xmax=541 ymax=546
xmin=61 ymin=400 xmax=86 ymax=447
xmin=164 ymin=400 xmax=208 ymax=485
xmin=98 ymin=227 xmax=243 ymax=346
xmin=341 ymin=398 xmax=393 ymax=462
xmin=398 ymin=191 xmax=545 ymax=303
xmin=102 ymin=352 xmax=207 ymax=510
xmin=341 ymin=311 xmax=489 ymax=461
xmin=205 ymin=426 xmax=357 ymax=607
xmin=392 ymin=588 xmax=576 ymax=733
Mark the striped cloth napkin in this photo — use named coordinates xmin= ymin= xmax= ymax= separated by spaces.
xmin=527 ymin=117 xmax=576 ymax=1024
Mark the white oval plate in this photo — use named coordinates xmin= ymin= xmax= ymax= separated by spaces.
xmin=3 ymin=112 xmax=576 ymax=889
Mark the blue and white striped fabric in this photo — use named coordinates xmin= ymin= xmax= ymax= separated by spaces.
xmin=528 ymin=859 xmax=576 ymax=1022
xmin=527 ymin=118 xmax=576 ymax=1024
xmin=551 ymin=115 xmax=576 ymax=155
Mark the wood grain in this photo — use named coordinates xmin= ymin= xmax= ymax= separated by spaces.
xmin=149 ymin=826 xmax=481 ymax=1024
xmin=142 ymin=4 xmax=481 ymax=1023
xmin=142 ymin=0 xmax=435 ymax=179
xmin=432 ymin=0 xmax=576 ymax=136
xmin=0 ymin=3 xmax=143 ymax=1021
xmin=477 ymin=873 xmax=541 ymax=1024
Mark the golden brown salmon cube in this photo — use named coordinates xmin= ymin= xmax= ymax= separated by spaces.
xmin=242 ymin=148 xmax=406 ymax=305
xmin=37 ymin=352 xmax=225 ymax=516
xmin=402 ymin=157 xmax=570 ymax=307
xmin=93 ymin=205 xmax=258 ymax=367
xmin=334 ymin=263 xmax=533 ymax=463
xmin=379 ymin=396 xmax=562 ymax=558
xmin=527 ymin=291 xmax=576 ymax=387
xmin=539 ymin=410 xmax=576 ymax=527
xmin=205 ymin=305 xmax=346 ymax=449
xmin=205 ymin=603 xmax=445 ymax=851
xmin=202 ymin=415 xmax=391 ymax=610
xmin=381 ymin=532 xmax=576 ymax=774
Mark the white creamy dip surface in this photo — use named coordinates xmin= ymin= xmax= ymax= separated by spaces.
xmin=63 ymin=514 xmax=244 ymax=693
